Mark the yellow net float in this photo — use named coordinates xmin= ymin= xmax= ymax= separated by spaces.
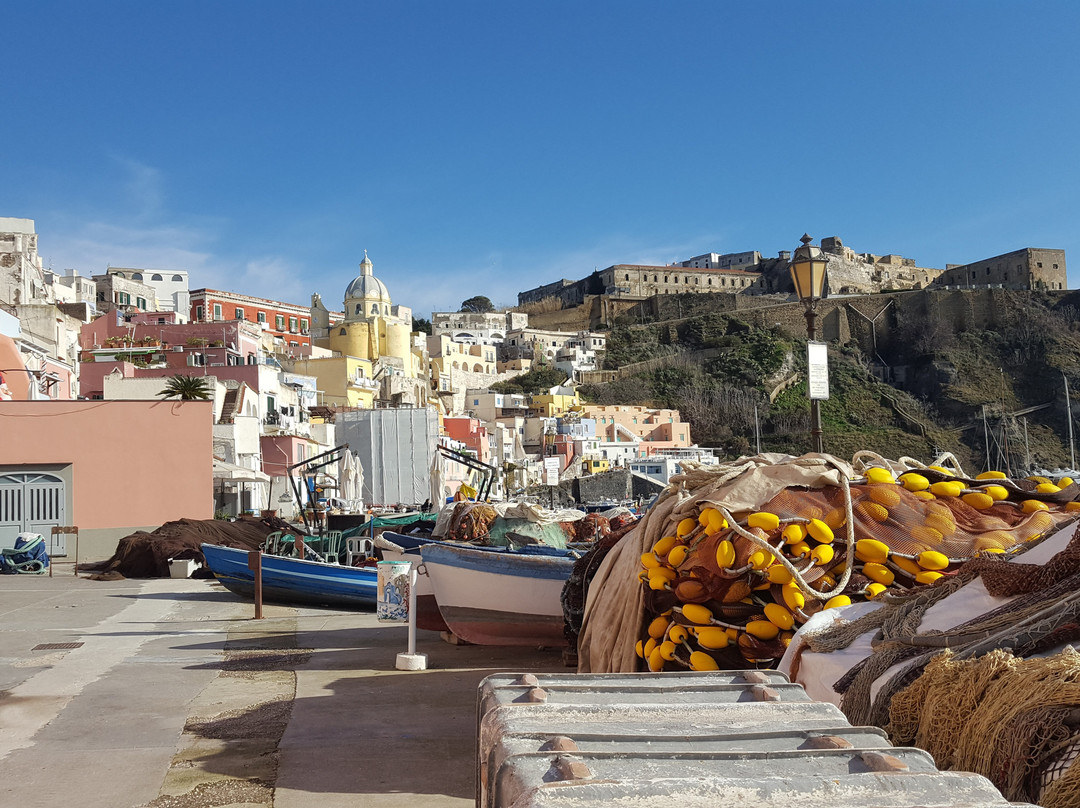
xmin=647 ymin=646 xmax=664 ymax=671
xmin=909 ymin=525 xmax=944 ymax=546
xmin=748 ymin=550 xmax=774 ymax=570
xmin=912 ymin=490 xmax=936 ymax=501
xmin=764 ymin=602 xmax=795 ymax=630
xmin=857 ymin=501 xmax=890 ymax=522
xmin=681 ymin=603 xmax=714 ymax=625
xmin=855 ymin=538 xmax=890 ymax=564
xmin=976 ymin=470 xmax=1008 ymax=480
xmin=658 ymin=640 xmax=678 ymax=661
xmin=689 ymin=650 xmax=720 ymax=671
xmin=868 ymin=485 xmax=902 ymax=507
xmin=929 ymin=480 xmax=964 ymax=498
xmin=715 ymin=539 xmax=736 ymax=569
xmin=1060 ymin=477 xmax=1075 ymax=487
xmin=862 ymin=562 xmax=895 ymax=585
xmin=652 ymin=535 xmax=679 ymax=557
xmin=917 ymin=550 xmax=950 ymax=571
xmin=747 ymin=511 xmax=780 ymax=531
xmin=643 ymin=637 xmax=658 ymax=657
xmin=962 ymin=491 xmax=995 ymax=510
xmin=640 ymin=552 xmax=661 ymax=570
xmin=865 ymin=582 xmax=888 ymax=599
xmin=667 ymin=544 xmax=689 ymax=567
xmin=1067 ymin=502 xmax=1080 ymax=512
xmin=766 ymin=564 xmax=793 ymax=584
xmin=782 ymin=585 xmax=806 ymax=611
xmin=788 ymin=541 xmax=812 ymax=559
xmin=746 ymin=620 xmax=780 ymax=640
xmin=824 ymin=595 xmax=851 ymax=609
xmin=647 ymin=615 xmax=669 ymax=639
xmin=891 ymin=556 xmax=923 ymax=576
xmin=824 ymin=508 xmax=847 ymax=529
xmin=915 ymin=570 xmax=944 ymax=585
xmin=1028 ymin=475 xmax=1052 ymax=485
xmin=864 ymin=467 xmax=897 ymax=485
xmin=810 ymin=544 xmax=835 ymax=565
xmin=668 ymin=624 xmax=689 ymax=644
xmin=924 ymin=512 xmax=956 ymax=536
xmin=635 ymin=639 xmax=645 ymax=658
xmin=698 ymin=507 xmax=727 ymax=533
xmin=695 ymin=626 xmax=730 ymax=649
xmin=676 ymin=518 xmax=697 ymax=538
xmin=1021 ymin=499 xmax=1050 ymax=513
xmin=1036 ymin=482 xmax=1062 ymax=494
xmin=782 ymin=523 xmax=808 ymax=544
xmin=806 ymin=519 xmax=834 ymax=543
xmin=899 ymin=472 xmax=930 ymax=492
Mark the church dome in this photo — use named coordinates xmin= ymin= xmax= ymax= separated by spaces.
xmin=344 ymin=251 xmax=392 ymax=320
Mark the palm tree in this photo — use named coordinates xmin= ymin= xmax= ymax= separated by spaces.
xmin=158 ymin=374 xmax=211 ymax=401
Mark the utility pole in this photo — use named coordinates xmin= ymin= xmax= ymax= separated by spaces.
xmin=1065 ymin=372 xmax=1076 ymax=470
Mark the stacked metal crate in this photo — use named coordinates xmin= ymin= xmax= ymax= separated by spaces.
xmin=477 ymin=670 xmax=1034 ymax=808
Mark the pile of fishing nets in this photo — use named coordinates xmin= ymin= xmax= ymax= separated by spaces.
xmin=434 ymin=500 xmax=619 ymax=547
xmin=82 ymin=515 xmax=288 ymax=578
xmin=577 ymin=451 xmax=1079 ymax=674
xmin=888 ymin=649 xmax=1080 ymax=808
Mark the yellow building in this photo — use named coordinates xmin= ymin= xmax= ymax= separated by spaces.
xmin=313 ymin=252 xmax=428 ymax=407
xmin=287 ymin=355 xmax=378 ymax=409
xmin=529 ymin=386 xmax=580 ymax=418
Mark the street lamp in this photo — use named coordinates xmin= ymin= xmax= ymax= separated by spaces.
xmin=789 ymin=234 xmax=828 ymax=454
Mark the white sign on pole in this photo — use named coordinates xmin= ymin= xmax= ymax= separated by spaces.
xmin=544 ymin=457 xmax=561 ymax=487
xmin=807 ymin=341 xmax=830 ymax=401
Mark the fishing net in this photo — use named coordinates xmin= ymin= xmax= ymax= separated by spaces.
xmin=887 ymin=648 xmax=1080 ymax=808
xmin=576 ymin=450 xmax=1079 ymax=674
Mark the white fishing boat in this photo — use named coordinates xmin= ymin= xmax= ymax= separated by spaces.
xmin=419 ymin=541 xmax=576 ymax=647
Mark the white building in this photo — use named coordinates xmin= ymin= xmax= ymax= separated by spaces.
xmin=106 ymin=267 xmax=190 ymax=316
xmin=629 ymin=447 xmax=719 ymax=485
xmin=431 ymin=310 xmax=528 ymax=345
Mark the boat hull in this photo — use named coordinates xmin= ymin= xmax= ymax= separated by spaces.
xmin=201 ymin=543 xmax=378 ymax=609
xmin=420 ymin=542 xmax=572 ymax=647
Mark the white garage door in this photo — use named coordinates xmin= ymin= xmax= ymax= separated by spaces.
xmin=0 ymin=472 xmax=67 ymax=554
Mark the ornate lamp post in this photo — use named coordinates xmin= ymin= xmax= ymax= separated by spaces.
xmin=789 ymin=234 xmax=828 ymax=454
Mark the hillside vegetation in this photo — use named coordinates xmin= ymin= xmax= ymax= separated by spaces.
xmin=576 ymin=292 xmax=1080 ymax=473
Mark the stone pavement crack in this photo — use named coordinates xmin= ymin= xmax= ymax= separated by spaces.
xmin=142 ymin=616 xmax=313 ymax=808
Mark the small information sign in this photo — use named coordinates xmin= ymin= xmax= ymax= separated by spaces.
xmin=807 ymin=341 xmax=830 ymax=401
xmin=544 ymin=457 xmax=561 ymax=487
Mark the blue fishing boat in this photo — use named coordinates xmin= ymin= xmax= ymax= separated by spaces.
xmin=201 ymin=543 xmax=378 ymax=609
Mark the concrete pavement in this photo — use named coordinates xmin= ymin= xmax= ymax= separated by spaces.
xmin=0 ymin=573 xmax=568 ymax=807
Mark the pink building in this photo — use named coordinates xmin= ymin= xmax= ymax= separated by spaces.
xmin=0 ymin=399 xmax=213 ymax=561
xmin=78 ymin=315 xmax=265 ymax=399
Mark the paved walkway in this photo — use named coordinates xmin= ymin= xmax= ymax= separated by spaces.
xmin=0 ymin=573 xmax=568 ymax=807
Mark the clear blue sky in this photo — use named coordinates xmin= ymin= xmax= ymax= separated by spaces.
xmin=5 ymin=1 xmax=1079 ymax=317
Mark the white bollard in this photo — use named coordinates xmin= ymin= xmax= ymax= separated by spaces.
xmin=395 ymin=564 xmax=428 ymax=671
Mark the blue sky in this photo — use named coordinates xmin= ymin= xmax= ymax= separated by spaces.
xmin=5 ymin=2 xmax=1079 ymax=317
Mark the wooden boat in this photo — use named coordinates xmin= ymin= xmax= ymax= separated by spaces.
xmin=201 ymin=542 xmax=377 ymax=609
xmin=419 ymin=541 xmax=575 ymax=646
